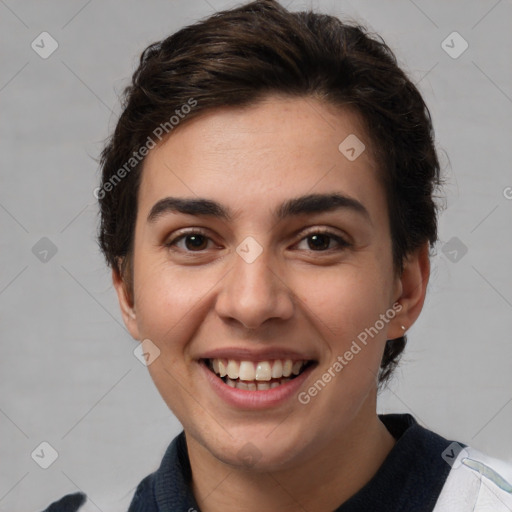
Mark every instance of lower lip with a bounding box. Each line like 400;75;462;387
199;361;315;410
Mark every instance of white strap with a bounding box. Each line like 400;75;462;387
433;443;512;512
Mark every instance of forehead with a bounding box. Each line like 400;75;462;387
137;95;385;223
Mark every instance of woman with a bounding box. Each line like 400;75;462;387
43;0;512;510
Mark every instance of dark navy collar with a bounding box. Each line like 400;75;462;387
333;414;454;511
127;413;454;512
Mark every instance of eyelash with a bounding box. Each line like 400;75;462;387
164;228;351;254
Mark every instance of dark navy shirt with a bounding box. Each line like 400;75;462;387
42;414;455;512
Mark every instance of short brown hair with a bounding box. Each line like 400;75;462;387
97;0;441;385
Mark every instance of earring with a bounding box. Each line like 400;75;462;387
401;325;406;332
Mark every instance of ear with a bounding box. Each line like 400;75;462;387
388;242;430;339
112;264;140;340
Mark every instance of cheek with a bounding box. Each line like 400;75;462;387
295;263;392;338
133;261;216;354
132;263;214;413
294;264;394;393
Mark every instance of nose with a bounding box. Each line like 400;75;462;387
215;245;295;330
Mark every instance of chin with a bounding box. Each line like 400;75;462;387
196;419;318;472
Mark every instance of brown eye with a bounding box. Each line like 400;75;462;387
183;234;208;251
296;230;350;252
307;233;331;251
165;230;213;252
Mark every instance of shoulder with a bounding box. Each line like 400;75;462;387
127;471;159;511
433;443;512;511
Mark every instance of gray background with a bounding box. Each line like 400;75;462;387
1;0;511;510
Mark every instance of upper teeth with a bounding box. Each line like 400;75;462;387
211;359;307;381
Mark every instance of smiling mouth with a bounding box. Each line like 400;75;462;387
203;358;316;390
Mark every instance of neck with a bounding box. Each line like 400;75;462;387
187;406;396;512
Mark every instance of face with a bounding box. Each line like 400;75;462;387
116;95;411;471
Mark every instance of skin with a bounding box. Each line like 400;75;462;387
113;95;430;512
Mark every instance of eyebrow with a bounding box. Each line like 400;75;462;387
147;193;371;224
